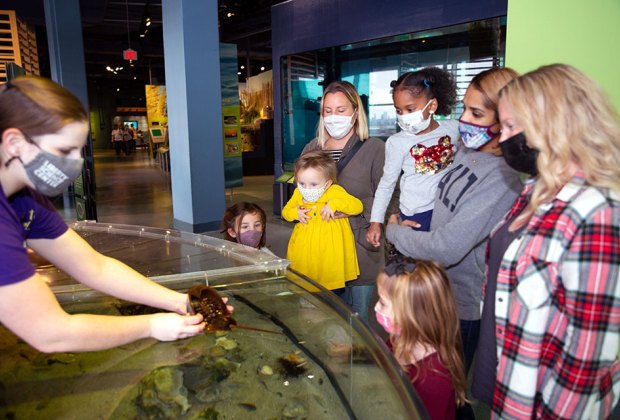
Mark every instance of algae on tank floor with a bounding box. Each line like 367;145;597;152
0;291;349;419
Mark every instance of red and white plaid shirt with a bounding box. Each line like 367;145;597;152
493;173;620;419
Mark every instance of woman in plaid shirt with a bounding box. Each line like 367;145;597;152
490;64;620;418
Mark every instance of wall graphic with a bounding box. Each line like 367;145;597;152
220;43;243;188
145;85;168;128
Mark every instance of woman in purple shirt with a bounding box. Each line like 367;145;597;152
0;76;207;352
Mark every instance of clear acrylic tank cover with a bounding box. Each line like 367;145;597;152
0;222;426;419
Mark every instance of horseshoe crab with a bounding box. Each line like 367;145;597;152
187;285;237;332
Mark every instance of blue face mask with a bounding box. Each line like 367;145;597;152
458;119;497;149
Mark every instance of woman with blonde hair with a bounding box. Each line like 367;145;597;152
375;256;467;419
302;80;394;321
492;63;620;418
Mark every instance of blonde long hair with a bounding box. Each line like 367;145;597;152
377;260;467;406
317;81;368;147
500;64;620;228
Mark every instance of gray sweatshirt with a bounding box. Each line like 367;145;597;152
385;146;522;320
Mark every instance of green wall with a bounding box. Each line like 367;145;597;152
506;0;620;112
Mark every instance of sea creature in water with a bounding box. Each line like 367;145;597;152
136;366;191;419
187;285;281;335
277;353;308;377
259;365;273;376
187;285;237;332
215;336;238;350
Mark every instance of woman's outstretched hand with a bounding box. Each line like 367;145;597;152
149;313;205;341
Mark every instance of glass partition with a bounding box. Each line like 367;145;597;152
281;17;506;167
1;222;425;419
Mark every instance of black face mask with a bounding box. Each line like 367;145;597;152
500;132;539;177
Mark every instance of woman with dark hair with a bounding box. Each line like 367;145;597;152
301;80;394;321
0;76;207;352
385;68;523;374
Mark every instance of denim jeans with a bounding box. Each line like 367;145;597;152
332;284;375;323
460;318;481;375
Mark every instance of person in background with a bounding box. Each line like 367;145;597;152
221;201;274;255
302;81;396;322
386;68;522;375
0;76;207;352
129;124;138;153
491;64;620;419
123;124;133;156
367;67;459;246
111;123;125;156
283;151;363;292
375;255;466;420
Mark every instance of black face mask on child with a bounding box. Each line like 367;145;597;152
499;132;539;177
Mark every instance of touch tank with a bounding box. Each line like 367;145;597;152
0;221;427;419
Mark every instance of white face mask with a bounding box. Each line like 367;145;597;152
324;114;354;139
298;181;329;202
396;100;433;135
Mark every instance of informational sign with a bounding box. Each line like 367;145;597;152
222;105;241;157
145;85;168;129
220;43;243;188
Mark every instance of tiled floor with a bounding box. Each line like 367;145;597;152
93;148;293;258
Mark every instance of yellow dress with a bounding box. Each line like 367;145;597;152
282;184;363;290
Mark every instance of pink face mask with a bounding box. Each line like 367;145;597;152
375;309;401;335
237;229;262;248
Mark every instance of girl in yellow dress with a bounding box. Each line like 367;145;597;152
283;151;363;290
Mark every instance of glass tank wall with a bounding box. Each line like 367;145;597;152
0;222;425;419
281;17;506;170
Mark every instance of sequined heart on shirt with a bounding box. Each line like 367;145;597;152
409;135;455;174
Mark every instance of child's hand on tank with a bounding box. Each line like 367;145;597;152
320;203;335;221
297;205;311;224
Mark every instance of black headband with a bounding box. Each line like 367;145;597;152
384;255;416;277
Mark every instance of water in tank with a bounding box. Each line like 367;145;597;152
0;222;426;419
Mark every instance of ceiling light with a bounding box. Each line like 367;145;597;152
146;21;151;27
106;66;112;71
240;65;245;69
134;76;137;80
237;71;241;75
140;33;145;38
117;88;120;92
260;66;265;71
227;12;234;17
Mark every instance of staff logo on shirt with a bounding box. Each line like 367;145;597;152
409;135;455;174
22;209;35;231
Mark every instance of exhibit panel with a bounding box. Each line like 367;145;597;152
1;222;426;419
